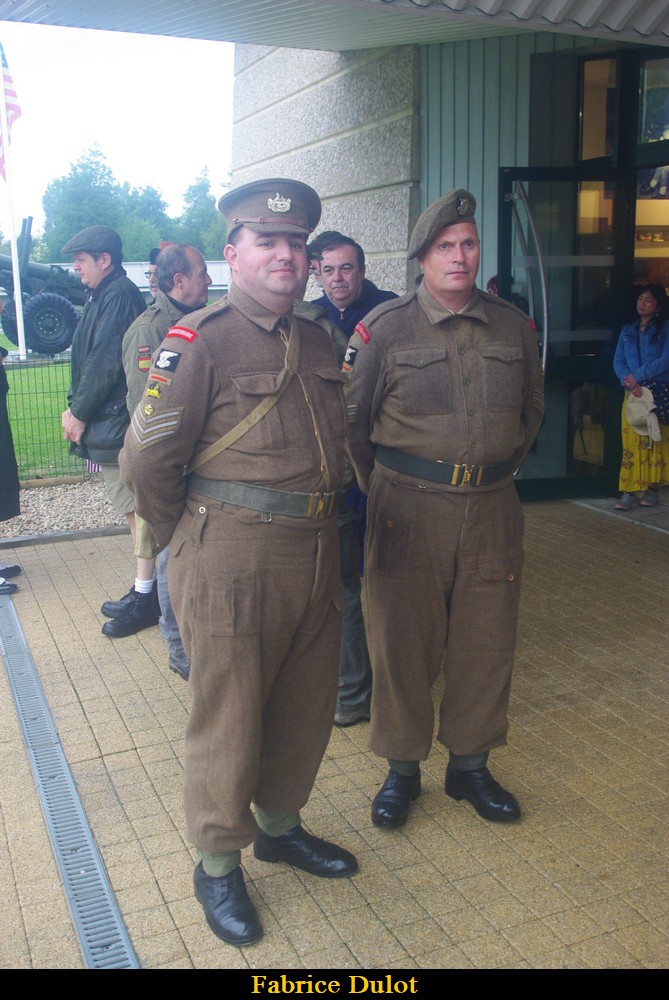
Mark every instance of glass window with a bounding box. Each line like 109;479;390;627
580;59;616;160
638;57;669;144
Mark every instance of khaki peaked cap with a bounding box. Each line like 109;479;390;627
408;188;477;260
219;178;321;240
61;225;122;257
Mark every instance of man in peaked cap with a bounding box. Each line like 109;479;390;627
344;187;544;831
60;224;148;616
119;178;358;947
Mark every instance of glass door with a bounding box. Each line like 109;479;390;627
498;167;621;499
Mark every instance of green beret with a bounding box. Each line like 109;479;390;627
408;188;477;260
62;225;122;257
219;177;321;240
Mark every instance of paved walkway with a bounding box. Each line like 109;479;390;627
0;500;667;970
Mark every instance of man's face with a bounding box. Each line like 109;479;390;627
224;228;309;311
146;264;159;298
174;248;212;308
320;245;365;311
72;251;110;290
418;222;480;309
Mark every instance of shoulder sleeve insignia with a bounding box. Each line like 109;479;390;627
137;345;152;373
155;350;181;372
354;322;371;344
130;405;184;450
342;345;358;374
166;326;198;343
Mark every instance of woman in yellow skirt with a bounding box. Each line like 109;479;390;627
613;285;669;509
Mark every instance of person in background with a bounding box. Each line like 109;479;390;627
146;247;160;299
60;225;148;622
103;245;212;668
613;284;669;510
0;346;21;596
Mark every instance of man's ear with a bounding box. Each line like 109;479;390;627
223;243;238;271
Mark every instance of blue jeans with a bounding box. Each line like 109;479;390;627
157;547;181;643
337;514;372;714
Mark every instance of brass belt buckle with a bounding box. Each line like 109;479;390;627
451;463;482;487
306;491;336;517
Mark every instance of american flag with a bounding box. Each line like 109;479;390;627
0;42;21;180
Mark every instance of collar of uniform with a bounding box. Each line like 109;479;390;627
417;281;489;325
228;281;292;333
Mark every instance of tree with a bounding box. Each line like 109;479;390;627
41;146;121;261
174;169;227;256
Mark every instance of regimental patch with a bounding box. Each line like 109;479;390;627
166;326;198;343
145;383;162;400
155;349;181;372
130;405;184;450
354;322;371;344
342;345;358;374
137;345;152;373
148;374;170;385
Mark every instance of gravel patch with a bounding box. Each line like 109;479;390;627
0;476;128;538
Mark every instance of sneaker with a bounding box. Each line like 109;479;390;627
640;488;659;507
614;492;639;510
101;584;161;638
333;708;371;727
168;639;190;681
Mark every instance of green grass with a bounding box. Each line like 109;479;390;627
5;356;84;480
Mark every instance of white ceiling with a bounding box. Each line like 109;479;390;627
0;0;667;51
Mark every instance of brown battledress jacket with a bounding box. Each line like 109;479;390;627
119;283;347;853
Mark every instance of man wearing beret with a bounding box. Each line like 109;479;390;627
120;178;358;947
345;188;544;829
60;226;151;619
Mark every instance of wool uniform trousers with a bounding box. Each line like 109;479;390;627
168;497;343;857
364;466;525;762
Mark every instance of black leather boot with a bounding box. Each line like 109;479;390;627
101;584;161;637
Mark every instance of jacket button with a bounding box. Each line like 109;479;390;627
508;573;514;581
199;506;206;514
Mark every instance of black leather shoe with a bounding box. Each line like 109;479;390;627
253;825;358;878
0;580;18;595
101;586;136;618
101;585;161;638
445;766;521;823
371;769;421;828
0;565;21;579
193;863;263;946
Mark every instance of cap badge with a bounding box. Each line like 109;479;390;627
457;195;473;216
268;193;291;213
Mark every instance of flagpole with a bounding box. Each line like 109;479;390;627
0;42;26;360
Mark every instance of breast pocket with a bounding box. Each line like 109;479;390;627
230;370;288;448
479;344;524;411
312;367;348;440
390;347;452;415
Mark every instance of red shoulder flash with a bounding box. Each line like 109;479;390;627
166;326;198;343
354;322;371;344
529;318;537;333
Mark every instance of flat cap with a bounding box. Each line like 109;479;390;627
61;225;122;257
408;188;477;260
219;177;321;240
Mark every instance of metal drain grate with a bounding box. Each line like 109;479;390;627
0;596;141;969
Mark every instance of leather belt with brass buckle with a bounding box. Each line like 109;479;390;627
375;446;516;488
188;474;340;519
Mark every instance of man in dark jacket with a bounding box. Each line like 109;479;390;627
310;233;398;727
61;225;149;617
310;232;397;337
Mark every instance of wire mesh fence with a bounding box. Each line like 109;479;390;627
5;353;87;481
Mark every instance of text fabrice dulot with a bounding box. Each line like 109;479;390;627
250;976;418;994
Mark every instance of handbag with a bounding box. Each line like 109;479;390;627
641;380;669;425
80;398;130;454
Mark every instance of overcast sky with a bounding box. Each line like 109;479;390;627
0;20;234;238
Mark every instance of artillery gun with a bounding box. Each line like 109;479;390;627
0;217;86;355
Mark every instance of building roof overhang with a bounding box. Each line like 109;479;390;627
0;0;668;51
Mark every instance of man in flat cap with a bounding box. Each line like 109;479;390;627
120;178;358;947
61;225;150;621
345;188;544;830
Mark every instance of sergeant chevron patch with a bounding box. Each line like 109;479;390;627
130;406;184;449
